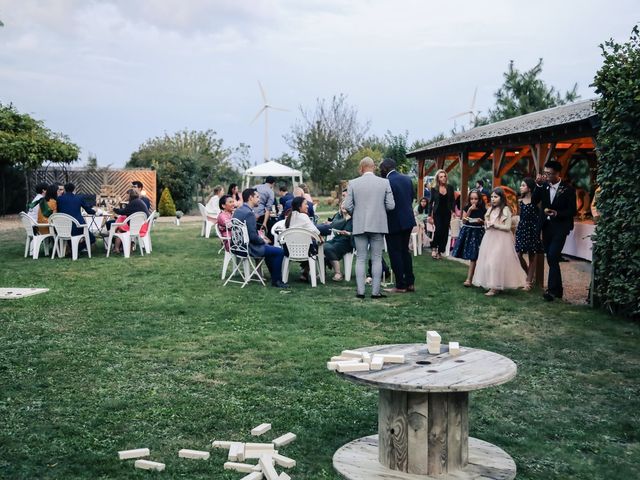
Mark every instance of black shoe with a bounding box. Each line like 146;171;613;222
355;294;365;299
543;291;555;301
273;281;289;289
371;294;387;299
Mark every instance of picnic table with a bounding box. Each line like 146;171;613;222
333;343;517;479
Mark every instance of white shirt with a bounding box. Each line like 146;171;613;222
287;211;320;235
549;180;561;204
206;195;221;215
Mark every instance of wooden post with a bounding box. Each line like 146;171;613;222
531;143;551;288
492;148;505;188
417;157;425;200
459;151;469;210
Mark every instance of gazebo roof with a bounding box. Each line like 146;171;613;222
408;99;598;157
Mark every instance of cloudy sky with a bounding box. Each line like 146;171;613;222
0;1;636;168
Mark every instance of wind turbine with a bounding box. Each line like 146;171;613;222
449;86;479;129
250;81;288;163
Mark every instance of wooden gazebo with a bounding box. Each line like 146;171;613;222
407;99;599;285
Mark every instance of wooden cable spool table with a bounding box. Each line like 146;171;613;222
333;343;517;479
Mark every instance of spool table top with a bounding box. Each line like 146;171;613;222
337;343;517;393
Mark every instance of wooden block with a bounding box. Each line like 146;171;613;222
245;442;275;451
370;355;384;370
251;423;272;436
272;453;296;468
362;352;372;364
337;362;370;373
228;442;245;462
240;472;264;480
427;343;441;354
225;461;258;473
245;449;278;459
212;440;233;449
259;455;279;480
327;360;361;371
380;353;405;364
449;341;460;356
341;349;365;358
427;330;441;343
278;473;291;480
272;432;296;448
252;457;275;470
118;448;149;460
178;449;210;460
331;355;351;361
134;459;165;471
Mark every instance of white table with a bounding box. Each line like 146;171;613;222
562;221;595;261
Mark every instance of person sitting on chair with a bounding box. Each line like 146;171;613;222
107;189;149;254
323;200;353;281
284;196;322;282
131;181;151;210
57;182;96;245
232;188;289;289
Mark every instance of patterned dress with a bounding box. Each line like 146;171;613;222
452;206;486;261
515;201;544;254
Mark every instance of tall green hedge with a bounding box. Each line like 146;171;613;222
592;25;640;318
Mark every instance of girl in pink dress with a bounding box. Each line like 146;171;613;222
472;188;526;296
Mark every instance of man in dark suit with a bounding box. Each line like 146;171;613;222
380;159;416;293
232;188;288;289
533;160;577;301
57;183;96;244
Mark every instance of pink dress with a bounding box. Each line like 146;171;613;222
472;207;526;290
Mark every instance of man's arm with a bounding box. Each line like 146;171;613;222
81;198;96;215
384;181;395;211
343;184;355;214
245;213;265;245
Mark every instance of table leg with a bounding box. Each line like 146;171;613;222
378;389;468;475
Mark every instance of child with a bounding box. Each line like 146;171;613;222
515;178;544;290
472;188;526;296
452;190;486;286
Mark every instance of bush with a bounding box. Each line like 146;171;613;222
592;25;640;318
158;187;177;217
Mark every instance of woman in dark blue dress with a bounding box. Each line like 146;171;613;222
452;190;486;286
515;178;544;290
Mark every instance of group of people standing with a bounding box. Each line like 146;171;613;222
450;160;576;300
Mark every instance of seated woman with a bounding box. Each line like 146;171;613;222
108;189;149;253
284;196;322;282
37;184;58;234
413;196;429;249
216;194;235;249
322;203;353;281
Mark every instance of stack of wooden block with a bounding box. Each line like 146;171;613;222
326;349;405;372
426;330;461;356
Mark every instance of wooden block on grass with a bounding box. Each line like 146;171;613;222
212;440;232;449
240;472;264;480
272;432;296;448
449;341;460;356
273;453;296;468
251;423;272;436
118;448;149;460
225;461;258;473
278;473;291;480
134;459;165;471
336;362;370;373
229;442;245;462
178;449;209;460
246;449;278;459
330;355;351;361
259;455;280;480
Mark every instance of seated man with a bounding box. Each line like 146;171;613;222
281;187;315;220
56;182;96;244
132;181;151;210
232;188;289;289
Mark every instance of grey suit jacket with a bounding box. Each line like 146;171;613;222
344;172;395;235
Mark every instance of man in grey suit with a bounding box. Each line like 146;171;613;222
343;157;395;299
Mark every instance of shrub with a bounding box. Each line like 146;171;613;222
592;25;640;318
158;187;177;217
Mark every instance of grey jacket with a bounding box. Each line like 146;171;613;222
344;172;395;235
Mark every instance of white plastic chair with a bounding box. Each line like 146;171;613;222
198;203;216;238
279;227;326;287
223;218;265;288
271;219;286;246
49;213;92;261
445;217;462;257
19;212;54;259
140;211;159;254
106;212;147;258
343;250;355;282
214;223;235;280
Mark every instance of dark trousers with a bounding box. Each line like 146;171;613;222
262;245;284;285
542;225;568;297
433;215;451;253
387;229;415;289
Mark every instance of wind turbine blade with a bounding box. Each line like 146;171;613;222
250;106;266;125
268;105;289;112
448;111;470;120
470;86;478;111
257;80;267;104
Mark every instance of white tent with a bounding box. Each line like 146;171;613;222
242;161;303;189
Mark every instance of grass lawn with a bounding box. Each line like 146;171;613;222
1;222;638;479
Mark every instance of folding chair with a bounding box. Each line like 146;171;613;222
223;218;266;288
19;212;54;259
214;223;235;280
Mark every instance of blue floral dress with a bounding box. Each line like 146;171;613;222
452;206;486;261
515;201;544;254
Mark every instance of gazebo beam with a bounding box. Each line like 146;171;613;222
459;151;470;210
468;151;492;177
498;146;531;177
492;148;505;187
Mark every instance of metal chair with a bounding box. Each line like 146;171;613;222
223;218;265;288
214;223;235;280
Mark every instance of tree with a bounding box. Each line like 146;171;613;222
485;59;579;123
158;187;177;216
0;102;79;209
592;25;640;318
285;94;369;192
383;130;411;173
128;129;240;212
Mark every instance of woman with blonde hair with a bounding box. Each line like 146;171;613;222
428;169;456;259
